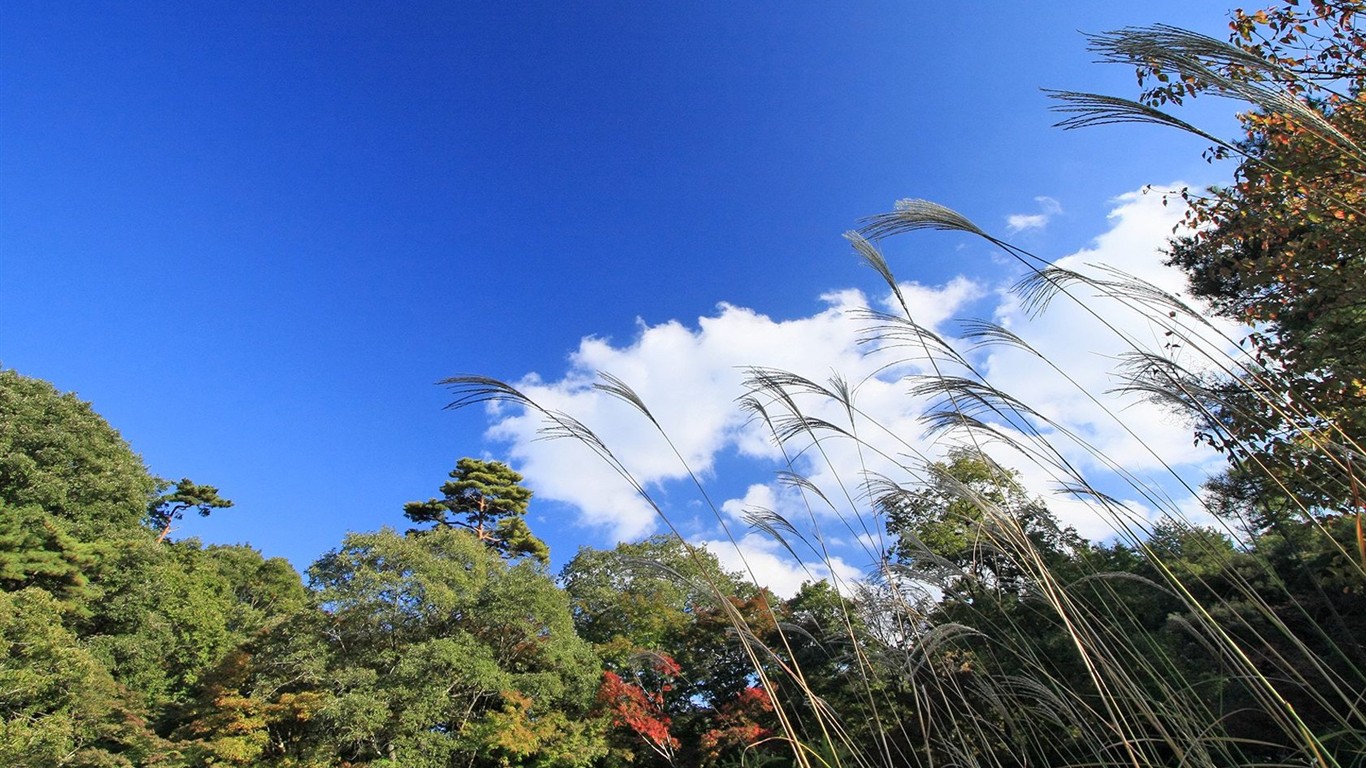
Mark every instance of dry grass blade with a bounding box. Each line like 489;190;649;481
857;199;988;241
852;308;974;372
846;231;912;319
1087;24;1275;77
594;370;661;428
1046;89;1225;141
1011;264;1102;319
438;15;1366;761
958;320;1040;357
909;376;1043;427
439;374;537;411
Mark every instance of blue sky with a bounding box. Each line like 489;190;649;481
2;2;1245;590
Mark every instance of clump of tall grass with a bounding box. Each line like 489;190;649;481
446;20;1365;768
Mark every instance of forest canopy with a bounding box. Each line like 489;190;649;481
4;1;1366;766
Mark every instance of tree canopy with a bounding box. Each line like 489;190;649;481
0;369;156;539
196;526;606;767
1095;3;1366;520
883;448;1083;596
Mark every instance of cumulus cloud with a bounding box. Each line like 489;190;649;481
699;533;864;599
480;186;1238;592
486;281;983;542
1006;195;1063;232
981;188;1241;536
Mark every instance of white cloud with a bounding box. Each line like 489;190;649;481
480;185;1240;592
1006;213;1047;231
720;483;777;523
1006;195;1063;233
698;533;864;599
980;187;1241;528
486;283;981;543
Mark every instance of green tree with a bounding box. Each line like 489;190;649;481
884;448;1084;597
0;588;163;767
0;369;156;540
83;538;307;732
147;478;234;544
562;536;719;654
200;527;604;767
1079;514;1366;764
870;452;1095;765
0;501;96;604
0;368;307;744
404;457;549;564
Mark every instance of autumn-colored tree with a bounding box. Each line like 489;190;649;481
562;536;771;700
460;689;611;768
596;655;683;766
1040;14;1366;759
1061;3;1366;522
698;686;779;767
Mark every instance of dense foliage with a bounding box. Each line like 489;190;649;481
5;2;1365;766
0;371;793;766
1109;0;1366;524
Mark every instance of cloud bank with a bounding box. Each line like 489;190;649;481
483;187;1236;596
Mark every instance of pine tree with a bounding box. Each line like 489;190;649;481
403;458;548;564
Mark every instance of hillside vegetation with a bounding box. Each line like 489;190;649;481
3;2;1364;766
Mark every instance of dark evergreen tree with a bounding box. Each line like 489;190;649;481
403;457;548;564
147;478;234;544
